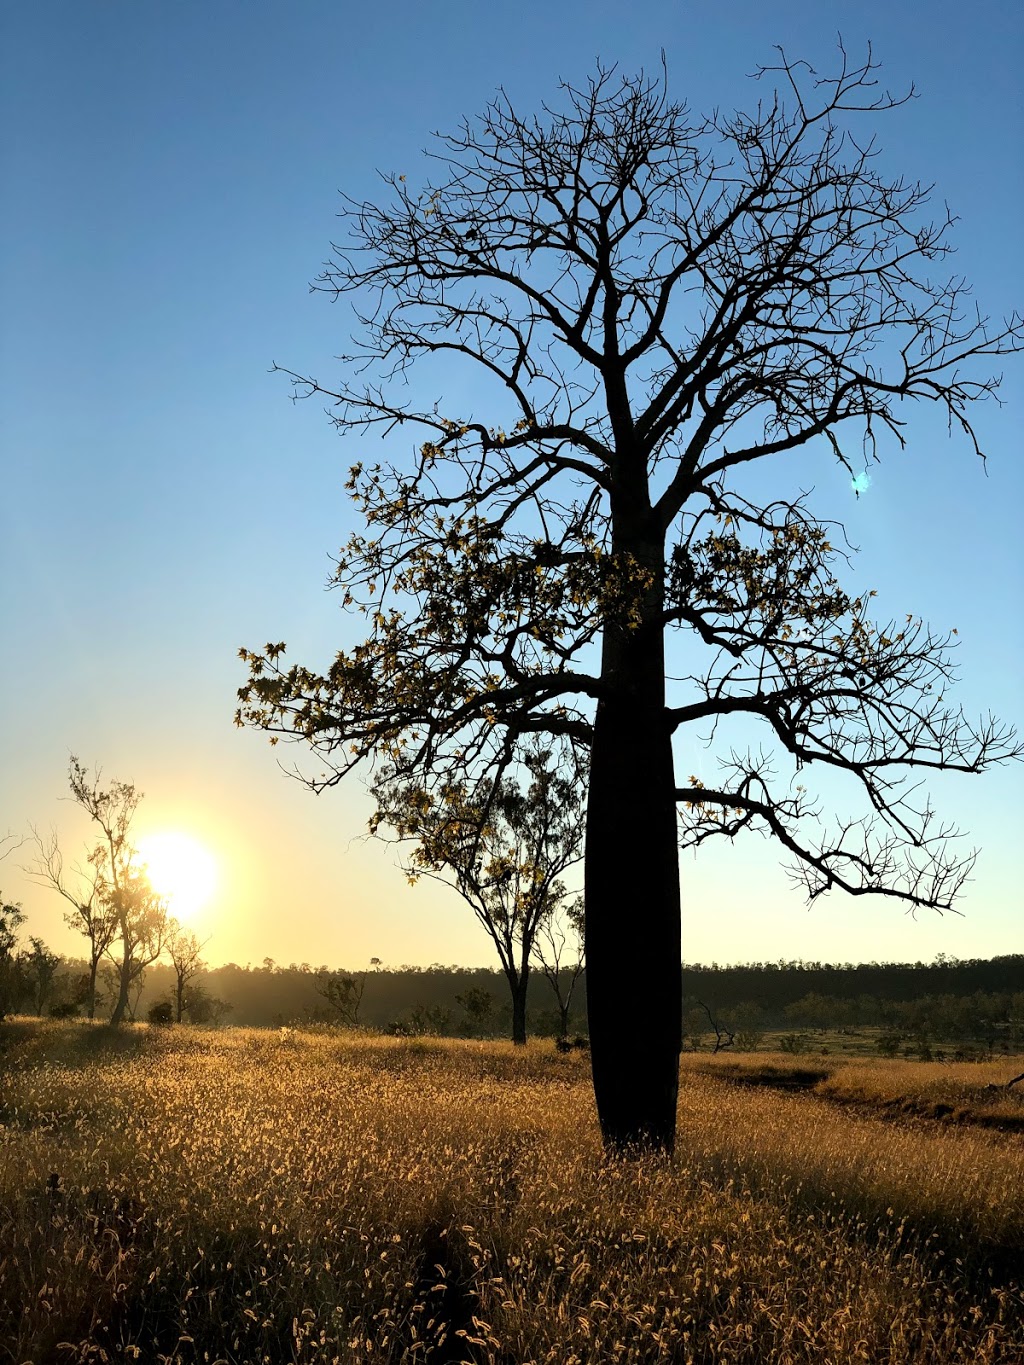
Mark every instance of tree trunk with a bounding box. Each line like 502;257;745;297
559;999;570;1040
175;975;184;1024
109;948;131;1026
508;970;529;1046
585;525;681;1153
87;954;99;1020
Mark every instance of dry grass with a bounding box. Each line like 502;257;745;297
1;1021;1021;1363
685;1049;1024;1128
813;1057;1024;1127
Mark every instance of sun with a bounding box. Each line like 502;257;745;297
136;832;218;921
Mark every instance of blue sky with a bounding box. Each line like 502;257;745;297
1;0;1021;971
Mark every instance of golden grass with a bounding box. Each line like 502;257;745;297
685;1049;1024;1127
813;1057;1024;1126
1;1022;1021;1363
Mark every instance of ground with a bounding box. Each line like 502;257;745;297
1;1021;1021;1363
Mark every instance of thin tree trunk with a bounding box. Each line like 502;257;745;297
109;947;131;1026
175;974;184;1024
585;524;681;1153
87;953;99;1020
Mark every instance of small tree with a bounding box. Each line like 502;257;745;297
695;999;735;1054
0;895;26;1020
732;1000;767;1051
26;826;119;1019
455;986;495;1037
166;920;208;1023
313;969;365;1027
184;986;233;1027
534;895;585;1040
374;740;585;1044
67;758;168;1025
108;868;167;1024
19;937;61;1016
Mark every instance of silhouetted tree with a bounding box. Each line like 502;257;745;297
19;937;61;1016
238;51;1022;1151
372;740;585;1044
68;758;168;1025
26;826;119;1019
166;920;208;1023
0;894;26;1019
696;999;735;1054
455;986;495;1037
314;969;366;1027
535;895;585;1040
184;985;233;1027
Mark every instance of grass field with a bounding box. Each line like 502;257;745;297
1;1021;1022;1363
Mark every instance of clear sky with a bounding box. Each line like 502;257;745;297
2;0;1021;972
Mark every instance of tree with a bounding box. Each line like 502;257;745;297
184;985;233;1027
534;894;585;1041
148;999;174;1027
111;870;167;1024
695;999;735;1054
313;969;366;1027
0;895;26;1020
19;937;61;1016
238;51;1022;1152
26;826;119;1019
68;758;168;1025
373;739;585;1044
455;985;495;1037
166;919;208;1023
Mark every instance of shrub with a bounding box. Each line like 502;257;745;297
876;1032;903;1058
778;1033;807;1054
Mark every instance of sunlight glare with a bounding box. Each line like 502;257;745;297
137;832;218;920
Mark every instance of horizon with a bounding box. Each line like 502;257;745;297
39;945;1024;977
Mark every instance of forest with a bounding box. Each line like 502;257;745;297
7;951;1019;1052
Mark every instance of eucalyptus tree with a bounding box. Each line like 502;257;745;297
0;894;26;1020
238;50;1022;1151
19;936;61;1016
372;739;586;1044
535;894;585;1041
68;758;168;1026
166;920;208;1024
27;826;119;1019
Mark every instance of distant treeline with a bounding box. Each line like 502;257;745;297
30;953;1022;1042
681;955;1023;1011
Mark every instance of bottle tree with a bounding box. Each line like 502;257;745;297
238;50;1022;1152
